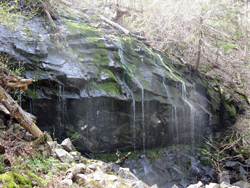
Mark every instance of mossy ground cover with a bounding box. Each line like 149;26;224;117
0;172;33;188
0;135;72;187
64;19;102;38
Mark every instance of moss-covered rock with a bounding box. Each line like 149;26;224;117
0;172;33;188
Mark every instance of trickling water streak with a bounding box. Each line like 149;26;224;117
193;83;213;141
114;38;145;151
182;97;195;147
18;61;22;107
57;84;66;140
152;52;179;143
140;56;145;151
141;88;145;151
116;74;136;150
196;103;212;117
173;105;178;143
85;82;89;152
157;54;187;99
157;54;198;146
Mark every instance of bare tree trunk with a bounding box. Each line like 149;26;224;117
195;17;203;71
0;86;43;138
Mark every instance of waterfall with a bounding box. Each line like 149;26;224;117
151;52;179;143
18;60;22;107
57;84;66;140
157;54;198;146
172;105;178;142
113;37;145;151
156;54;187;98
116;74;136;150
182;97;196;146
193;83;213;140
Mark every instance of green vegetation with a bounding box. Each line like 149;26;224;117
0;52;24;76
100;69;119;83
0;152;71;187
65;20;101;37
0;2;23;30
202;131;242;178
0;172;33;188
98;82;121;95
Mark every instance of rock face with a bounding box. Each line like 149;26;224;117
0;7;236;153
123;146;217;188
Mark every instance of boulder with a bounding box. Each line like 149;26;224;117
238;166;247;180
132;181;145;188
205;183;219;188
106;175;118;181
171;185;178;188
88;163;98;171
23;132;35;141
118;168;139;181
73;174;87;183
187;181;203;188
219;182;239;188
66;163;86;175
61;138;72;152
232;180;250;188
219;171;231;184
99;179;106;187
111;163;120;173
55;149;74;163
5;125;13;135
60;179;73;186
70;151;81;161
225;161;238;169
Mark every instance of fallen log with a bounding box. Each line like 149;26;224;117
0;86;43;138
99;15;129;34
99;15;146;41
59;0;72;7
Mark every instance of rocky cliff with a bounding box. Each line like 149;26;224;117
0;6;236;153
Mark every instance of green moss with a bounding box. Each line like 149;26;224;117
91;49;109;66
64;20;101;37
86;180;104;188
89;38;106;48
117;185;131;188
230;104;237;116
29;55;40;62
98;56;110;66
92;54;101;63
99;83;121;95
183;145;192;150
90;81;121;95
100;69;119;83
112;51;120;60
95;49;108;56
26;89;38;99
147;150;162;161
0;173;33;188
78;53;84;58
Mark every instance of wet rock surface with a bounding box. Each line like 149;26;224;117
123;146;217;188
0;6;236;154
